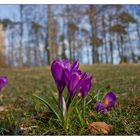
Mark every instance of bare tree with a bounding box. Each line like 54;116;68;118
18;5;24;67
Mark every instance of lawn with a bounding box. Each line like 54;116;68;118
0;64;140;135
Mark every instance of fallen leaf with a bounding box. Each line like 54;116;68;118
88;122;112;135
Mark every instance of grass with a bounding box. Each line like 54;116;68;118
0;64;140;135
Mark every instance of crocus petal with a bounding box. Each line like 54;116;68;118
67;72;86;98
80;74;92;98
69;72;80;98
61;59;71;68
73;72;87;94
51;60;63;84
104;92;116;109
57;82;65;94
70;60;79;72
0;76;8;91
63;68;70;86
51;60;66;94
77;70;82;75
95;101;105;112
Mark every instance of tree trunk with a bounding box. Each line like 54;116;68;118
116;35;121;61
120;34;124;63
109;16;113;64
47;5;53;65
19;5;23;68
127;28;136;63
109;40;113;64
86;43;90;64
136;24;140;50
0;24;6;67
88;5;98;64
68;30;73;62
102;15;108;64
62;41;66;59
35;30;40;66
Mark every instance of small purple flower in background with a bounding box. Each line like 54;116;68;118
96;102;105;112
96;92;116;113
80;74;92;98
0;76;8;91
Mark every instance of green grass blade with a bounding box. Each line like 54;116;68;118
33;94;60;120
48;91;65;126
48;89;59;106
75;107;84;126
48;90;64;118
64;95;79;129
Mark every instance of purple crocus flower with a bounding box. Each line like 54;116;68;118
63;69;87;99
51;59;79;107
68;71;87;99
0;76;8;91
51;60;69;94
80;74;92;98
95;92;117;113
51;59;79;94
63;69;87;109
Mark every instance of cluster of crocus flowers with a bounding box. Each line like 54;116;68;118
0;76;8;91
51;59;92;110
95;92;116;113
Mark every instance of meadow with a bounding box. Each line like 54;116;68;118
0;64;140;135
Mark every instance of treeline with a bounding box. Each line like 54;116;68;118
0;4;140;67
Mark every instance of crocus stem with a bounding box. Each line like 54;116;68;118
82;98;86;118
66;97;71;110
59;92;63;111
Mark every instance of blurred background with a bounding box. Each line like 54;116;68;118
0;4;140;68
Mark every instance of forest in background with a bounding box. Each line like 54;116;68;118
0;4;140;68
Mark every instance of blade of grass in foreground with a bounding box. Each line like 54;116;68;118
48;90;65;125
33;94;60;120
64;95;80;130
75;107;84;126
